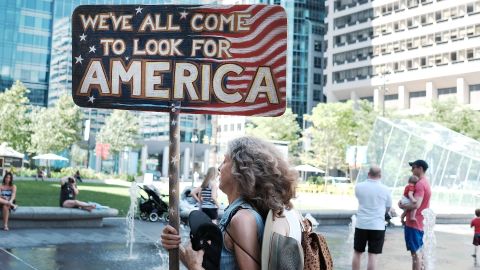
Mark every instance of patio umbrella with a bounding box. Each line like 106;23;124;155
32;153;69;177
294;164;325;182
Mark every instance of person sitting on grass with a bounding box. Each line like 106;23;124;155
1;172;18;231
59;176;95;211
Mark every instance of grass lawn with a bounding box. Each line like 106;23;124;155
14;181;132;216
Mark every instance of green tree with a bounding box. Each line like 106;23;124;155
422;100;480;140
97;110;139;153
30;94;82;153
245;108;301;160
303;100;377;173
0;81;32;152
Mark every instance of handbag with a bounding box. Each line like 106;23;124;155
301;219;334;270
261;210;304;270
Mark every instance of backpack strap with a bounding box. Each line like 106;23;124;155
223;204;261;266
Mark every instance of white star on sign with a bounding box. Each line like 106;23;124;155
75;55;84;64
171;120;176;126
79;33;87;41
88;45;96;53
125;56;129;61
88;96;95;103
135;6;143;14
179;11;188;19
171;155;178;165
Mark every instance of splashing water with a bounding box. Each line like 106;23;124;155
347;215;357;262
154;239;169;268
422;208;436;270
126;182;139;259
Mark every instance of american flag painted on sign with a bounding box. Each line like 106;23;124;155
71;5;287;116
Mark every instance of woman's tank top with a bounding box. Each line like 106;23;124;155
218;198;264;270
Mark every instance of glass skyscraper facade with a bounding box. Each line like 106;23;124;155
0;0;53;106
259;0;326;125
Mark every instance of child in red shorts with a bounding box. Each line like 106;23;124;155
471;208;480;262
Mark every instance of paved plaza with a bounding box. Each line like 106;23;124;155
0;218;478;270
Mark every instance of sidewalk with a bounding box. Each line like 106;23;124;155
0;218;477;270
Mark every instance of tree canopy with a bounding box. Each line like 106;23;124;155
245;108;301;159
30;93;82;153
302;100;378;173
97;110;140;153
0;81;32;152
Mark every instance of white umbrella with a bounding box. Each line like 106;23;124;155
32;153;69;161
32;153;69;177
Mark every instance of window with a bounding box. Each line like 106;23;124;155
410;91;426;98
421;57;427;66
314;41;322;51
467;49;474;59
237;124;242;131
230;124;234;131
438;87;456;95
450;52;457;62
467;3;474;13
469;84;480;91
314;73;322;85
24;16;35;27
314;57;322;68
385;94;398;101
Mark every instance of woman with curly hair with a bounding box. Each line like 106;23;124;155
161;136;299;270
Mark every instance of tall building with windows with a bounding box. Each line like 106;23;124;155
0;0;53;106
324;0;480;113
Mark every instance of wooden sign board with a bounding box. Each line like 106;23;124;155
72;5;287;116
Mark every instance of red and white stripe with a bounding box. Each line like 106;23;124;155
187;5;287;116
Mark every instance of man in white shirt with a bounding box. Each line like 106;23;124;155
352;166;392;270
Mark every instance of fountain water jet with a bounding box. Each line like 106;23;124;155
347;215;357;262
422;208;436;270
126;182;139;259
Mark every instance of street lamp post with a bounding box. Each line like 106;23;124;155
191;132;198;187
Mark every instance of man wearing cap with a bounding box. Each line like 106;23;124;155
399;160;432;270
352;166;392;270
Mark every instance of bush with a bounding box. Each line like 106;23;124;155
307;176;325;185
15;168;37;177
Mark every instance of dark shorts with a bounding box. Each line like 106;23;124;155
404;226;424;253
473;234;480;246
201;208;218;220
354;228;386;254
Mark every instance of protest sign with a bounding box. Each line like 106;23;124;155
72;5;287;116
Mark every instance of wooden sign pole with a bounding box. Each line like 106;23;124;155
168;102;180;270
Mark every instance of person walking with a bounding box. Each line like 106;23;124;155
352;166;392;270
398;159;432;270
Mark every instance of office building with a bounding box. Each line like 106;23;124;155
323;0;480;113
0;0;53;106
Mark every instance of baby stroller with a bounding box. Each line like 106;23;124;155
138;185;169;222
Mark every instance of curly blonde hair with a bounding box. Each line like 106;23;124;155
226;136;298;219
